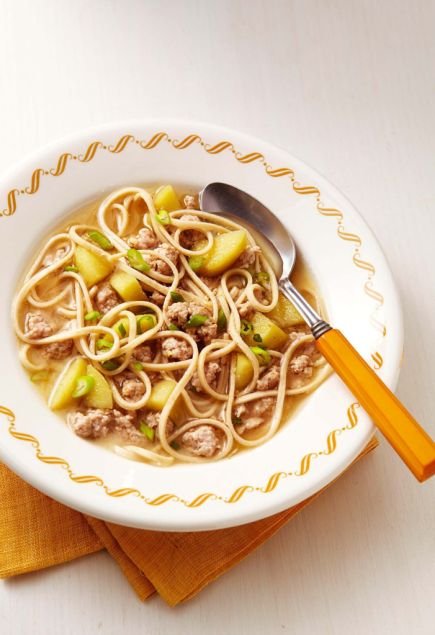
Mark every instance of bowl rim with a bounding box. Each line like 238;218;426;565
0;119;404;530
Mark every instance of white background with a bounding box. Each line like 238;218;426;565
1;1;434;634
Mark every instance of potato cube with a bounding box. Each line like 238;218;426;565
267;293;304;328
84;365;113;409
48;357;87;410
110;271;146;302
153;185;181;212
235;353;254;390
75;246;113;287
198;230;248;276
245;312;288;350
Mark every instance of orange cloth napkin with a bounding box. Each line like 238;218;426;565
0;437;377;605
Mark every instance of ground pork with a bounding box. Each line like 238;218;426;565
67;408;136;440
178;214;203;248
40;339;74;360
161;337;193;361
132;344;153;363
234;245;261;269
128;227;158;250
166;301;217;343
183;194;198;209
289;354;313;376
256;364;280;391
42;247;67;267
141;411;175;438
24;312;53;339
149;290;165;306
149;243;179;275
114;371;146;401
95;284;120;314
190;361;221;391
233;397;275;434
180;425;221;457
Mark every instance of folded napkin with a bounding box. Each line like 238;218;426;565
0;437;377;605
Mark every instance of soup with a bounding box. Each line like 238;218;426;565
12;185;329;466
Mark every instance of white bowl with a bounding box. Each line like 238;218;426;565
0;120;403;531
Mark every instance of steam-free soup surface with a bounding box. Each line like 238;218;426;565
13;185;328;466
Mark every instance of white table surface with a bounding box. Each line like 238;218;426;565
1;1;434;633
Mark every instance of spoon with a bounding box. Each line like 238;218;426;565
200;182;435;482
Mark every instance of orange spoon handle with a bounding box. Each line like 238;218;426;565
316;329;435;482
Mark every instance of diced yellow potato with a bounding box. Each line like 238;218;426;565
75;246;113;287
48;357;87;410
235;353;254;390
153;185;181;212
198;230;248;276
245;312;288;350
267;293;304;328
110;271;146;302
84;365;113;409
146;379;176;411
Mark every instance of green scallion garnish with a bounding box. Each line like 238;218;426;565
118;322;127;337
250;346;271;366
232;416;242;426
132;361;143;371
217;308;227;331
96;338;113;350
137;314;156;333
127;248;151;273
168;323;178;331
140;422;155;441
240;320;253;336
72;375;95;398
253;333;262;343
155;210;171;225
186;314;208;328
188;255;204;272
64;265;79;273
101;359;120;371
84;310;102;322
254;271;270;286
88;230;113;251
170;291;185;303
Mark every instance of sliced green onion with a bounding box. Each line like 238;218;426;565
127;248;151;273
140;422;155;441
250;346;271;366
168;323;178;331
253;333;263;343
64;265;79;273
132;361;143;371
186;314;208;328
137;314;156;333
96;338;113;350
170;441;180;450
240;320;253;336
232;416;242;426
84;310;102;322
170;291;185;303
188;255;204;272
254;271;270;286
155;210;171;225
31;370;50;382
72;375;95;398
118;322;127;337
217;309;227;331
101;359;120;371
88;230;113;250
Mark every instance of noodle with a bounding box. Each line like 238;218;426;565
12;185;328;466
